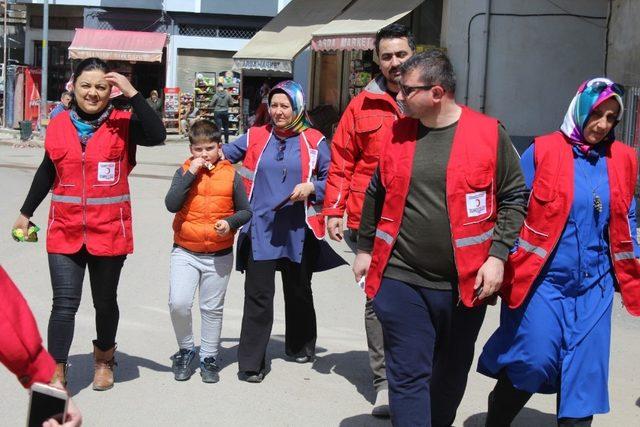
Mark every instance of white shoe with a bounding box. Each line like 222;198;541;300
371;389;390;417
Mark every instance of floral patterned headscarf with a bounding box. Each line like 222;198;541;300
268;80;312;134
560;77;624;150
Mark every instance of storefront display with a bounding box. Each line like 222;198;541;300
346;51;376;102
163;87;180;133
194;72;218;122
218;70;241;135
193;71;242;135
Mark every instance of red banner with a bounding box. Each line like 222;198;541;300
24;68;41;125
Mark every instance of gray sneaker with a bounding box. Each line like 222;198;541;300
171;349;195;381
200;357;220;383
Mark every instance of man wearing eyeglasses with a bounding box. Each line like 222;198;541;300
322;23;415;417
353;50;528;426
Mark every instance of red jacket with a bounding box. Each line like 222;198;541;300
45;110;134;256
0;266;56;388
366;107;500;307
323;76;401;230
237;125;326;239
502;132;640;315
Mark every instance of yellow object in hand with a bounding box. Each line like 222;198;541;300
12;222;40;242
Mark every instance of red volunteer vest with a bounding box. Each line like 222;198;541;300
237;125;326;239
366;106;499;307
45;109;134;256
502;131;640;315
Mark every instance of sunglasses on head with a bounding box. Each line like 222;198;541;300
399;83;436;98
586;81;625;96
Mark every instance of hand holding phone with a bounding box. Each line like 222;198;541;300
28;383;68;427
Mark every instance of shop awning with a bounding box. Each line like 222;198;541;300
233;0;354;73
69;29;168;62
311;0;425;51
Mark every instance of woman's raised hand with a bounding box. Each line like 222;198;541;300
290;182;315;202
104;72;138;98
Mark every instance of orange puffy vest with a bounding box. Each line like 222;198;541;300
502;131;640;315
173;159;237;253
237;125;326;239
45;109;134;256
365;106;500;307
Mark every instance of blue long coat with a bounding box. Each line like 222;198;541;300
478;142;640;419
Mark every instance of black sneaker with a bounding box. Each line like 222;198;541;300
200;357;220;383
171;348;195;381
241;370;265;383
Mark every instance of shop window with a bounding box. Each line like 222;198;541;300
33;41;72;101
29;15;83;31
312;51;342;112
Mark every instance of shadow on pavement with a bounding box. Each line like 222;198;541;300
339;413;391;426
216;338;240;371
311;350;375;403
66;350;172;396
463;408;556;426
344;229;358;254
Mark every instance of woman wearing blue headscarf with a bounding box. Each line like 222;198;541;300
222;81;345;383
478;78;640;426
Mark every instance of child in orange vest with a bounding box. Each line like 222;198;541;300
165;120;251;383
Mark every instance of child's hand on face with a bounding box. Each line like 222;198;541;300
214;220;231;236
189;157;206;174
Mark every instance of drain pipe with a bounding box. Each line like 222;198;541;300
480;0;492;112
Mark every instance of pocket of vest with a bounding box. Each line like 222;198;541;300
462;172;494;225
49;149;77;187
119;207;126;238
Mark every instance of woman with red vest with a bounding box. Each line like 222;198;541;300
12;57;166;391
221;80;345;383
478;78;640;426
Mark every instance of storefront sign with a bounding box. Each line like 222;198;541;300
312;36;376;52
233;59;293;73
69;50;163;63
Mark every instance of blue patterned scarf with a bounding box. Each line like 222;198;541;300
69;104;114;145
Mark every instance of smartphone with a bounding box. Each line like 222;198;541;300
27;383;68;427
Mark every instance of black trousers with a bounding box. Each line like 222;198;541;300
47;247;126;362
214;111;230;144
237;236;318;373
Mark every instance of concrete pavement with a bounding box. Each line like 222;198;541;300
1;143;639;426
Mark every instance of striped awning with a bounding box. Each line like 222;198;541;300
69;29;167;63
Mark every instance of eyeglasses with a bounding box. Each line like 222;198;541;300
399;83;435;98
587;81;625;96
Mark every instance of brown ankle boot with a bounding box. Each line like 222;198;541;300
51;362;68;387
93;344;116;391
